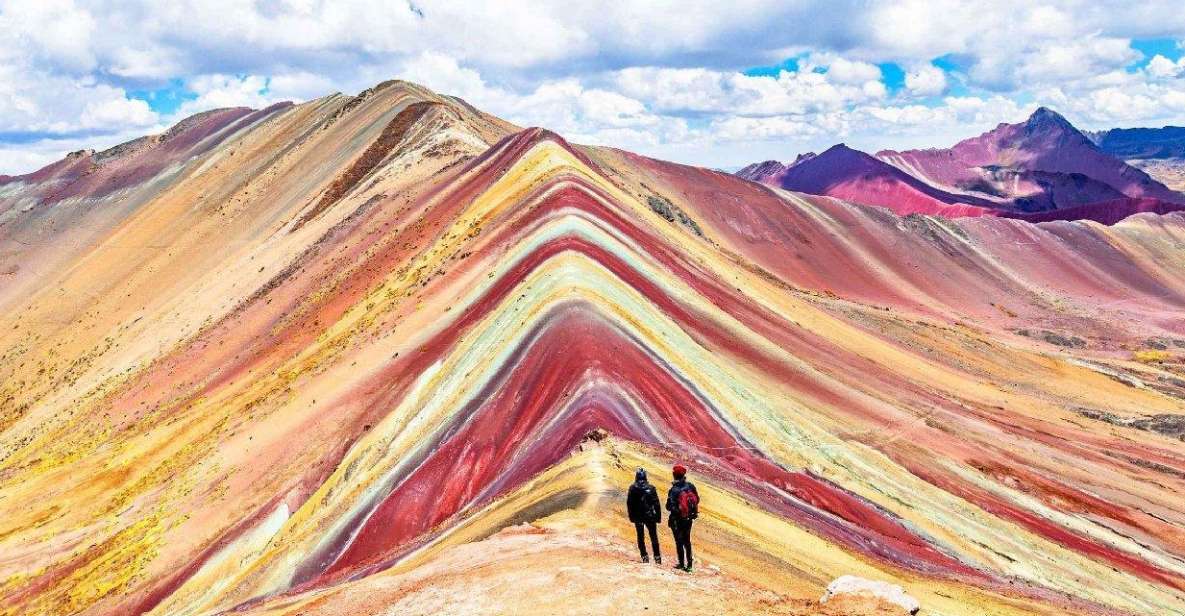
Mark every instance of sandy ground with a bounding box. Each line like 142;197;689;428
242;522;901;616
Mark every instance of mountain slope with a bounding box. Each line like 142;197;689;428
759;144;996;216
1;80;1184;616
877;107;1182;208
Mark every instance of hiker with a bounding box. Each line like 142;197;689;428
626;468;662;564
666;464;699;572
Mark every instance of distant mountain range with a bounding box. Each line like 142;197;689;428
1087;126;1185;193
738;108;1185;224
1088;125;1185;159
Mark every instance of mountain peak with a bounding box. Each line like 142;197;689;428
735;159;786;182
816;143;869;161
1025;106;1076;133
791;151;817;165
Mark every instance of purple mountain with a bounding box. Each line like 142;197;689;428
735;107;1185;223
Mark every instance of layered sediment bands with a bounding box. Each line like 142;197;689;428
621;148;1185;333
296;101;443;229
1;81;1184;615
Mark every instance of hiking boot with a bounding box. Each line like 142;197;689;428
654;555;662;565
641;555;650;563
674;563;685;571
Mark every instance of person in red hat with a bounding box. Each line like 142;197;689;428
665;464;700;571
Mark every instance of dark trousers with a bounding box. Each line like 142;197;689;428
634;521;660;558
671;518;693;566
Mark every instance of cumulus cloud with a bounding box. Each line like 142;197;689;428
1;0;98;73
173;75;275;118
1015;37;1138;86
612;61;886;117
904;65;947;96
859;96;1028;138
3;1;1185;173
810;55;883;85
1147;54;1185;79
385;52;687;151
0;63;159;135
709;114;841;142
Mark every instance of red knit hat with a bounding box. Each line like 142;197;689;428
672;464;687;477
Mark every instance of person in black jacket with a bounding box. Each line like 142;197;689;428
666;464;699;572
625;468;662;563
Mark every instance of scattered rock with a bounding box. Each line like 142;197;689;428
1157;374;1185;389
647;195;677;222
647;195;704;237
1077;409;1185;440
820;576;919;615
1146;338;1169;350
1014;329;1086;348
583;428;609;443
1041;331;1085;348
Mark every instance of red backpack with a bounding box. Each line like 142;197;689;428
676;485;699;519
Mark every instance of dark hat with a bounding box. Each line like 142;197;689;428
635;468;647;482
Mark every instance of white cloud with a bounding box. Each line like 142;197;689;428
904;65;947;96
106;44;186;80
385;53;686;151
1147;54;1185;79
266;72;341;102
860;96;1027;134
709;114;838;142
819;57;883;85
1016;37;1138;85
0;0;98;73
170;75;276;120
396;52;492;103
0;63;159;134
612;62;886;117
4;1;1185;174
79;96;157;129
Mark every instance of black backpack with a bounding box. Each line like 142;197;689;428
644;486;661;521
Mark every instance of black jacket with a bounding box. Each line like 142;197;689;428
627;480;662;524
666;479;699;524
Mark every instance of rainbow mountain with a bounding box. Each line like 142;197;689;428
2;80;1184;615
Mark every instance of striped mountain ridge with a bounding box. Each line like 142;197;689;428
1;80;1184;615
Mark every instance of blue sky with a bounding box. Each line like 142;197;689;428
2;1;1185;174
128;79;196;117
